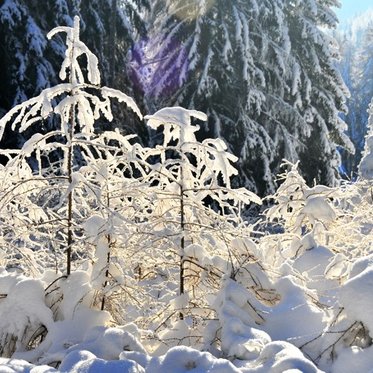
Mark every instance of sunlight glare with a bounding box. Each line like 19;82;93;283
172;0;216;21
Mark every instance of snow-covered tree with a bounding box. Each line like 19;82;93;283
334;29;358;176
0;1;55;128
358;97;373;180
106;106;263;353
350;23;373;171
281;0;352;186
0;16;143;276
145;0;350;195
336;16;373;176
0;0;149;151
145;0;286;194
0;15;151;358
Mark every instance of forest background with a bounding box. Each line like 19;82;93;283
1;0;372;195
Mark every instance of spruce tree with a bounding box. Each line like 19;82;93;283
335;20;373;177
0;1;54;121
335;29;358;176
358;97;373;180
146;0;286;194
146;0;351;194
283;0;353;186
351;23;373;173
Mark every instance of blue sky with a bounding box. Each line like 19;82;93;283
334;0;373;25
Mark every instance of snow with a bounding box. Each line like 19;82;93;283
302;196;336;224
144;346;241;373
359;124;373;179
0;358;57;372
339;266;373;335
59;350;144;373
239;341;323;373
331;345;373;373
264;276;326;346
145;106;207;131
21;133;45;156
359;148;373;180
216;279;271;359
0;271;54;357
100;87;143;120
0;12;373;373
47;17;101;86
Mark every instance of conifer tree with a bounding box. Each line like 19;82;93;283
283;0;352;185
358;97;373;180
350;23;373;173
146;0;351;194
0;1;54;122
335;20;373;176
335;29;359;176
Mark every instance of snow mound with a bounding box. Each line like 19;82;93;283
264;276;325;346
215;278;272;360
240;341;324;372
0;357;57;372
145;346;241;373
0;270;54;357
59;350;144;373
65;325;146;360
331;345;373;373
339;266;373;335
348;253;373;279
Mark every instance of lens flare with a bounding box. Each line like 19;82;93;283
171;0;216;21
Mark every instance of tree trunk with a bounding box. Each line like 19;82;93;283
66;106;75;276
179;184;185;320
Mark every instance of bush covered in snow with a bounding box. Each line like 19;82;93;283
0;16;372;373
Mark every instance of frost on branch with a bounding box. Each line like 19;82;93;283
145;106;260;203
117;106;264;350
47;15;100;86
0;16;142;142
0;14;145;278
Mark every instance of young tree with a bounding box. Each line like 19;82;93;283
0;16;142;277
0;0;149;153
0;15;153;359
99;106;262;353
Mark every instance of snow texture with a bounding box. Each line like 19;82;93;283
59;350;144;373
339;266;373;336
